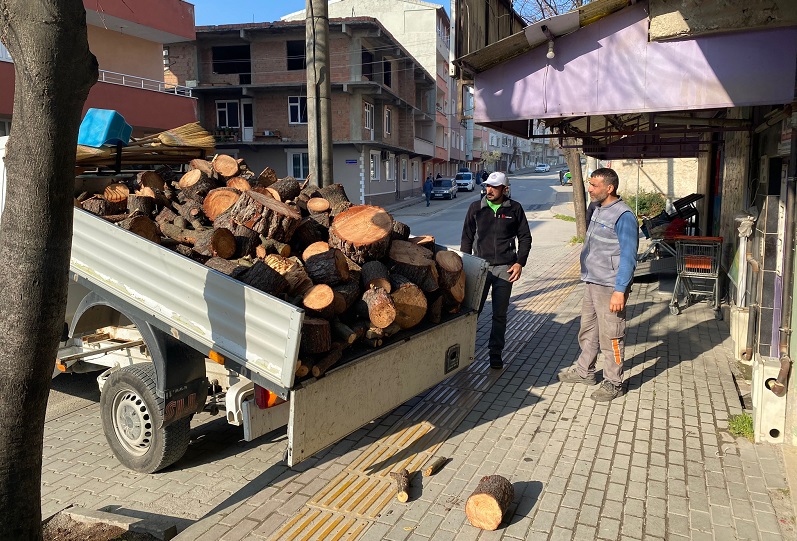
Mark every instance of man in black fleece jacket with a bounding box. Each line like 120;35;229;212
461;172;532;369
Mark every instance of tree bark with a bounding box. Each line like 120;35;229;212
563;137;588;238
465;475;514;531
0;1;98;536
389;468;411;503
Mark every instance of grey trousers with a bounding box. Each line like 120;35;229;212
478;264;513;358
574;282;628;386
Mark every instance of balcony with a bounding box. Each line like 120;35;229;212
99;70;193;97
414;137;434;158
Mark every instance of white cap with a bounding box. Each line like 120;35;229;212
484;171;508;187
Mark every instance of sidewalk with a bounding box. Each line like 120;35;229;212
41;224;796;540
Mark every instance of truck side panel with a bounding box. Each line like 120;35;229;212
70;209;304;396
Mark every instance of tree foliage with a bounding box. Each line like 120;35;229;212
514;0;592;23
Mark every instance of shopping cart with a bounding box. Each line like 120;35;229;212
669;236;723;319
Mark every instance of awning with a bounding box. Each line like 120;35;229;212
467;2;797;158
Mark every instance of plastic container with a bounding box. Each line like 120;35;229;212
77;109;132;148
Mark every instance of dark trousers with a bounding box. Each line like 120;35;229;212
478;264;513;358
425;192;431;206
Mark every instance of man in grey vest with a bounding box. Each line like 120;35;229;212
558;168;638;401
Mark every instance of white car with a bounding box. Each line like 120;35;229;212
535;163;551;173
454;172;476;191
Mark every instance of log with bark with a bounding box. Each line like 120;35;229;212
104;182;130;206
409;235;435;251
118;214;160;244
236;259;289;296
390;274;427;330
311;342;346;378
127;194;155;216
178;169;214;200
356;286;396;329
330;319;358;345
389;240;439;293
256;237;291;258
389;469;410;503
265;176;300;202
360;260;392;293
302;242;350;286
263;254;313;296
465;475;514;531
435;251;464;290
302;284;336;319
291;216;329;250
391;220;411;241
300;317;331;355
331;280;361;312
136;170;166;192
82;196;124;216
443;269;466;313
228;189;301;241
317;183;350;209
423;457;448;477
203;187;241;222
256;166;278;187
329;205;394;264
226;176;252;192
189;158;216;180
306;197;330;213
193;227;236;259
212;154;240;179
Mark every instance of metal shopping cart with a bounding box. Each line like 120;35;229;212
669;236;723;319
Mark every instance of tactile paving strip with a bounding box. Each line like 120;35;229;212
267;256;581;541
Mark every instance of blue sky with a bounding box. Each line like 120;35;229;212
191;0;308;26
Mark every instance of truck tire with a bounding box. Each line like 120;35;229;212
100;363;190;473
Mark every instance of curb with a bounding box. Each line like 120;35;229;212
62;506;177;540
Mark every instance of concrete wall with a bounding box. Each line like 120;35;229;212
611;158;699;202
87;26;164;81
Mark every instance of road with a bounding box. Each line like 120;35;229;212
391;169;578;249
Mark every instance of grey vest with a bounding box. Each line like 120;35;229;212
580;198;634;287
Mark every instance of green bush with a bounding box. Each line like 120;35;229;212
622;190;666;217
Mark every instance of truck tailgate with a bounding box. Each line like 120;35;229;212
287;311;478;466
70;209;303;396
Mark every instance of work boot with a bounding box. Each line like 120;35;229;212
557;367;596;385
489;354;503;369
591;380;623;402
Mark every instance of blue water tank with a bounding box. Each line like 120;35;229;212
77;109;133;148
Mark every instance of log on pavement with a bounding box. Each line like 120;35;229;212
465;475;514;531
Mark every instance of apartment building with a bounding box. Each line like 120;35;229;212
166;18;435;207
283;0;458;178
0;0;198;137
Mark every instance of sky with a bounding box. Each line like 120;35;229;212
190;0;312;26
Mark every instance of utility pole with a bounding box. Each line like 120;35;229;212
306;0;333;186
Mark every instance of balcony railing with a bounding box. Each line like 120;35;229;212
98;70;193;97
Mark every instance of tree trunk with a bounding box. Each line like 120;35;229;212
563;137;588;238
465;475;514;530
0;1;98;537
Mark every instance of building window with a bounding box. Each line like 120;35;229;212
364;102;374;130
162;46;170;68
412;161;419;182
401;159;408;182
370;151;380;181
212;45;251;84
286;40;306;71
384;108;392;135
289;96;308;124
216;100;240;128
385;153;395;181
0;119;10;136
383;60;392;88
362;49;373;81
289;151;309;179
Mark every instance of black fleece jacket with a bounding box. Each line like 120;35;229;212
460;197;532;267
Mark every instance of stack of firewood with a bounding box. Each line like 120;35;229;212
75;155;467;378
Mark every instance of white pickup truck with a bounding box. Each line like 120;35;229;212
0;136;487;473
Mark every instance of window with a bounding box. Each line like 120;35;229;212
384;108;392;135
362;49;373;81
289;96;308;124
370;151;380;181
412;161;419;182
286;40;306;71
401;159;408;182
162;46;170;68
383;60;392;87
289;151;310;179
364;102;374;130
385;153;395;181
0;119;10;136
212;45;251;84
216;100;240;128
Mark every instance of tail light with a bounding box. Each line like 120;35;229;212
254;384;286;409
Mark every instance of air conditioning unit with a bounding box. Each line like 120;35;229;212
185;80;198;88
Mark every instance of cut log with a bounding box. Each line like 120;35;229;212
331;280;361;312
127;194;155;216
435;251;464;290
307;197;330;213
426;291;443;324
136;170;165;192
203;187;241;222
361;260;392;293
118;215;160;244
302;244;350;286
465;475;514;531
344;256;362;284
356;286;396;329
332;292;347;315
82;196;124;216
445;269;466;305
423;457;448;477
189;158;216;179
409;235;436;252
212;154;240;179
226;176;252;192
303;284;336;318
257;166;278;187
154;206;178;227
295;360;309;379
300;317;331;355
228;189;302;241
205;256;246;278
331;320;358;345
392;220;411;241
389;469;410;503
390;274;428;330
236;260;289;296
317;183;350;207
194;227;236;259
265;176;300;202
311;342;346;378
160;222;201;244
174;199;206;229
228;223;260;258
264;254;313;296
329;205;393;264
389;240;438;292
178;169;213;200
292;216;329;250
104;183;130;204
300;184;321;199
258;237;291;257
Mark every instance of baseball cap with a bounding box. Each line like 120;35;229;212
484;171;509;187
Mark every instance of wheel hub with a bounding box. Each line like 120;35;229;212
112;390;153;456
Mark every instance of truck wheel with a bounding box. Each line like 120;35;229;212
100;363;190;473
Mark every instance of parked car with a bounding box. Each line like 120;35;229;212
454;172;476;191
535;163;551;173
431;178;458;200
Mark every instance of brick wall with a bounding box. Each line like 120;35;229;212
165;42;197;84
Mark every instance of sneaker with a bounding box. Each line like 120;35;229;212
557;367;597;385
489;355;503;369
591;381;623;402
